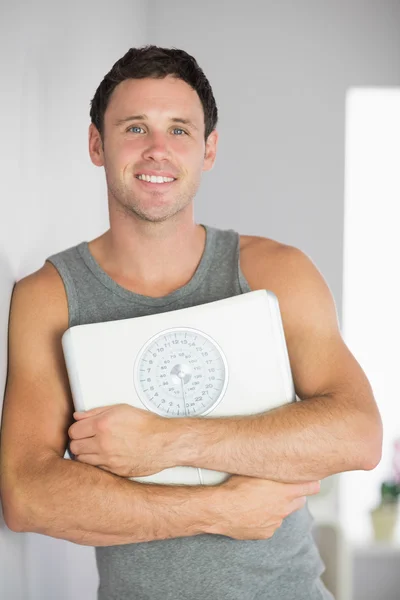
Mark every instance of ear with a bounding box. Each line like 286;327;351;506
203;129;218;172
88;123;105;167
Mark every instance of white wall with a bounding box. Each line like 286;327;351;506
1;2;400;599
147;0;400;323
0;1;146;598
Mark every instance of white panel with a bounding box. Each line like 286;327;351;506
341;88;400;543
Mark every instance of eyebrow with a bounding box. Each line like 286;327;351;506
114;114;199;131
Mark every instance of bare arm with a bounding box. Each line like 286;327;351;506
0;264;218;546
171;246;383;482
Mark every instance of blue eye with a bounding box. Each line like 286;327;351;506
126;126;187;135
128;126;144;134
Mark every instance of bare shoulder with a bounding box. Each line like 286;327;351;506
14;260;67;306
239;233;284;255
239;233;339;341
239;233;311;291
8;260;69;371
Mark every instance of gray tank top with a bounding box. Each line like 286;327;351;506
46;224;333;600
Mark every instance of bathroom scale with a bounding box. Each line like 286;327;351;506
61;289;297;486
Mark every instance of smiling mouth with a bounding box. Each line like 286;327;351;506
135;175;177;184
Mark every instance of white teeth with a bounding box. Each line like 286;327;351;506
137;174;175;183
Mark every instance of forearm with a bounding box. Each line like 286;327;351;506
10;456;219;546
176;393;382;483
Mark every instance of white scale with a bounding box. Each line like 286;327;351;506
62;290;297;486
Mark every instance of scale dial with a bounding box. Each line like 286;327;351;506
134;327;228;418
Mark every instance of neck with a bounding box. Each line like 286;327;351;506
90;211;206;294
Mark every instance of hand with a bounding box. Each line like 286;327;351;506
210;475;320;540
68;404;176;478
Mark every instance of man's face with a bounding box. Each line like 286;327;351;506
89;75;217;223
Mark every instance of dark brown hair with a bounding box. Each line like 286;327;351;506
90;45;218;143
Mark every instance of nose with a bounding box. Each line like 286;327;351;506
142;131;171;162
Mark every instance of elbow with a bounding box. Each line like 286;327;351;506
1;487;27;533
362;440;382;472
3;490;45;535
3;510;25;533
358;415;383;472
1;473;41;534
361;447;382;472
1;457;59;535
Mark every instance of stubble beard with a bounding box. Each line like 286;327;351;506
106;170;201;224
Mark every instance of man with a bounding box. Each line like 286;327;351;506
0;46;382;600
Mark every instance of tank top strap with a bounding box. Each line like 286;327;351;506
46;223;251;328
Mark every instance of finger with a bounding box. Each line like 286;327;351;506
300;481;321;496
73;406;111;420
70;437;98;456
289;496;307;514
69;419;97;440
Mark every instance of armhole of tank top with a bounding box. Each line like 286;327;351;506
235;232;252;293
45;256;80;329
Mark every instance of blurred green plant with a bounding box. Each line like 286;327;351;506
380;481;400;505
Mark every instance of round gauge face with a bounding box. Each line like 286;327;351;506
133;327;228;418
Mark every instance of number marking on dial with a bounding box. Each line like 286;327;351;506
133;328;228;417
